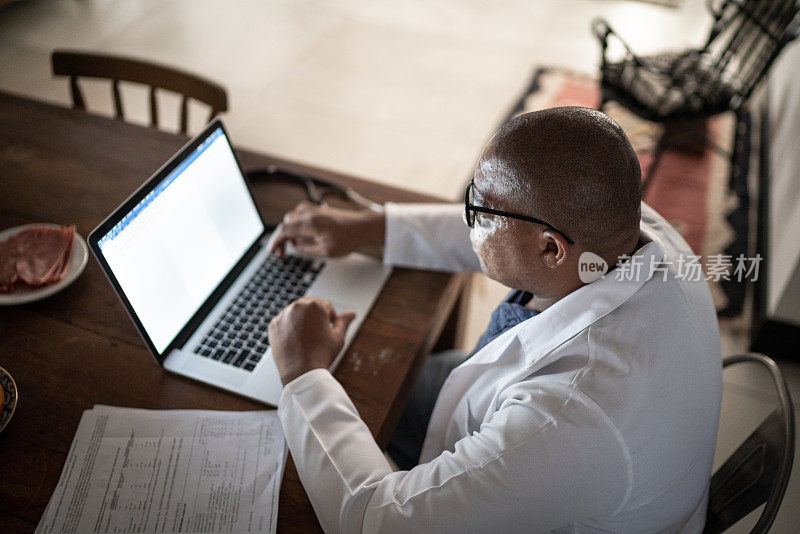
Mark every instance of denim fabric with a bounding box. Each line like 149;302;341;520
470;290;538;355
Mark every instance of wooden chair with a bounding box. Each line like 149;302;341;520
51;49;228;134
593;0;800;188
704;353;795;534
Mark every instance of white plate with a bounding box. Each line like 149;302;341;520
0;223;89;305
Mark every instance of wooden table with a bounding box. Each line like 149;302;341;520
0;91;468;533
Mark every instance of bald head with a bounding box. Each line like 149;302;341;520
479;106;641;255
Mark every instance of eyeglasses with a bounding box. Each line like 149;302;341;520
464;179;575;244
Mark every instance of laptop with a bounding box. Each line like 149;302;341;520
89;119;391;406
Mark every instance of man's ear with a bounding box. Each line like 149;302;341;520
540;230;570;268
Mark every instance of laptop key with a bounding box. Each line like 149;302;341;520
233;350;249;367
244;362;256;372
191;253;324;363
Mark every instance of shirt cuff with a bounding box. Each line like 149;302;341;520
383;202;481;272
280;367;333;398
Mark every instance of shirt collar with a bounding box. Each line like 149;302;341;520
465;224;667;368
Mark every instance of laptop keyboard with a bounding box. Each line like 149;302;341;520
192;254;325;372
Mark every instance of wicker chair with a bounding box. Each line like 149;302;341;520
593;0;800;188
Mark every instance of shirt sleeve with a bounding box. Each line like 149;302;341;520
278;368;631;534
383;203;482;272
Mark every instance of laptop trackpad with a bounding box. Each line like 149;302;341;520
181;358;248;388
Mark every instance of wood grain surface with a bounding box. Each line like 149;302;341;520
0;91;467;533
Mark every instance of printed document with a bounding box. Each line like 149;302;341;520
36;406;286;534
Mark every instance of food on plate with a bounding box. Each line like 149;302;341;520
0;225;76;293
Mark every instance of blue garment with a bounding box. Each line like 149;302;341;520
471;289;538;354
386;289;538;470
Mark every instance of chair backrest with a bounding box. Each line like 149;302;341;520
699;0;800;109
704;353;795;534
51;49;228;134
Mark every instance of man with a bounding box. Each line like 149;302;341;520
267;107;722;533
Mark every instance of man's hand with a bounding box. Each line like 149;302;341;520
269;201;385;259
268;297;356;385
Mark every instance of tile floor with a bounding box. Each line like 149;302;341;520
1;1;798;531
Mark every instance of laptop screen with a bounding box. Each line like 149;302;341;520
97;127;264;353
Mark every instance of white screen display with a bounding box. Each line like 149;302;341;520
98;128;264;353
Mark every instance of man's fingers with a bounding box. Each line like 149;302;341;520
269;221;300;255
282;211;306;227
270;222;323;257
273;206;317;248
291;241;328;258
272;207;329;259
283;208;320;230
267;310;283;336
292;297;332;317
269;232;293;257
309;299;335;321
301;298;353;336
295;200;315;212
332;311;357;339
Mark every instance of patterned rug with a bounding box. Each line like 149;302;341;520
502;67;752;326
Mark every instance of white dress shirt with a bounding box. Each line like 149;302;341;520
278;202;722;533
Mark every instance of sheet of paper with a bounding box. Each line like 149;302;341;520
36;406;287;534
